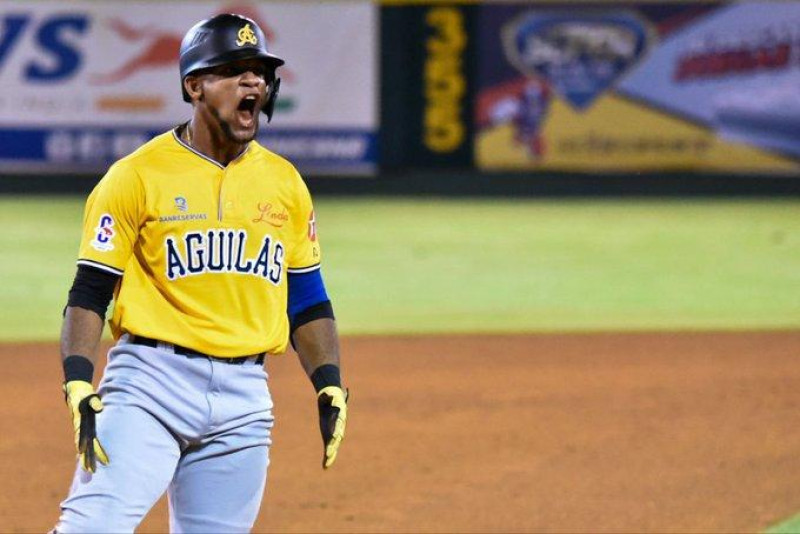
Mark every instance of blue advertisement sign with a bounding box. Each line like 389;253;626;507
0;1;377;175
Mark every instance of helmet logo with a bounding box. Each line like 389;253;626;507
236;23;258;47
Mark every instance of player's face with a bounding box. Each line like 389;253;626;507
196;59;271;144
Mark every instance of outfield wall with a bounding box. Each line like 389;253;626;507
382;1;800;175
0;0;799;195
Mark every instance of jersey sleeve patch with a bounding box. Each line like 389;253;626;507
90;213;116;252
285;170;321;269
77;259;124;276
308;210;317;241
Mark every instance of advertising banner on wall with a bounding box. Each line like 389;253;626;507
0;1;377;175
381;4;475;170
475;1;800;173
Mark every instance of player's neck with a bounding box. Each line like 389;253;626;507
184;118;248;167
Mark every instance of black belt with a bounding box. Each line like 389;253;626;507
131;336;265;365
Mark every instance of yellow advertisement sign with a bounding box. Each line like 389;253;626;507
476;93;796;172
476;4;800;172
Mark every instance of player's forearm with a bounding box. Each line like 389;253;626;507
60;306;105;365
292;317;341;378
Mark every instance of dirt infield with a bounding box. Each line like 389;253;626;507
2;331;799;533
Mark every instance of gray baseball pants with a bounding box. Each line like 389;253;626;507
55;335;274;533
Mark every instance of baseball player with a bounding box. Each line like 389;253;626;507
53;14;348;533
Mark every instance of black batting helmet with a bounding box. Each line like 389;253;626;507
179;13;285;121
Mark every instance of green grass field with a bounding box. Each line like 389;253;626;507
0;196;798;341
768;513;800;534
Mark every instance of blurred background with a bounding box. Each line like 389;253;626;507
4;0;800;186
0;0;797;340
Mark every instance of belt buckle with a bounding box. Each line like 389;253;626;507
208;354;248;365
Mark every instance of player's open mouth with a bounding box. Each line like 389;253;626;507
237;95;258;125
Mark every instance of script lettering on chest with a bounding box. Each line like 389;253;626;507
164;229;284;284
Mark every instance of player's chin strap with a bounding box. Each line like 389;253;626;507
263;78;281;122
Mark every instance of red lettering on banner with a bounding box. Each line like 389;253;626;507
674;41;790;82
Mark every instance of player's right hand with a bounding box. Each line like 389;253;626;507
63;380;109;473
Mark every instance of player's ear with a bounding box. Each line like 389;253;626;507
184;75;203;103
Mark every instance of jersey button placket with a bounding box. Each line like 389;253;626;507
217;167;229;222
219;161;242;222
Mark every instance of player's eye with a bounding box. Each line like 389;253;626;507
221;65;239;77
209;63;268;79
242;65;268;79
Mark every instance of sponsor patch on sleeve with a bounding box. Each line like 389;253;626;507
308;210;317;242
90;213;116;252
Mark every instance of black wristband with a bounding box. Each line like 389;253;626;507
63;355;94;383
310;364;341;393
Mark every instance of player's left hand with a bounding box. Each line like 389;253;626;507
63;380;109;473
317;386;348;469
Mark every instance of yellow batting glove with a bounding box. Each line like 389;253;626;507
317;386;348;469
63;380;109;473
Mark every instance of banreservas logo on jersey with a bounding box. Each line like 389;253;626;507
165;229;285;284
159;195;208;223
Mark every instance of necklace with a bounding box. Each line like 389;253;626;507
185;122;192;147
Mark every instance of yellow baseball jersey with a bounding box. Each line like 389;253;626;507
77;129;321;357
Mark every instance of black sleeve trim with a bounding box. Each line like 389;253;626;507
66;264;120;319
76;259;124;276
290;300;334;335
